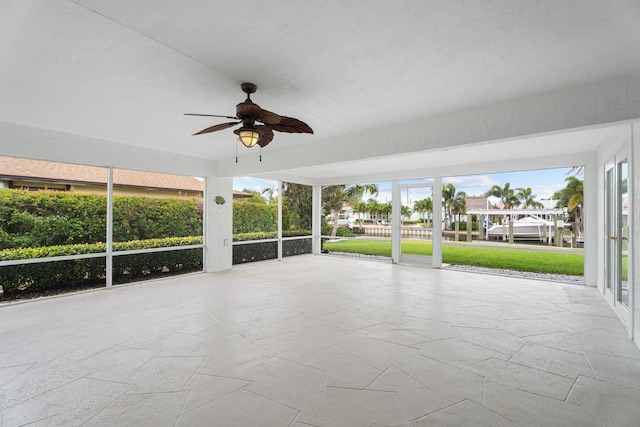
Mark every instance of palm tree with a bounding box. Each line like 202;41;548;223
366;198;381;223
352;201;368;226
442;184;466;229
553;176;584;233
322;183;378;237
379;201;392;224
516;187;544;209
484;182;520;209
261;185;277;204
413;197;432;226
401;205;412;223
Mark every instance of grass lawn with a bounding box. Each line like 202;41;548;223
323;239;584;276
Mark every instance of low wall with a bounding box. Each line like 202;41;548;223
353;226;480;241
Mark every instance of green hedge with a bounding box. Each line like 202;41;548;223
452;221;479;231
0;189;202;249
232;230;312;264
233;229;311;242
320;224;355;237
0;236;202;298
233;202;278;234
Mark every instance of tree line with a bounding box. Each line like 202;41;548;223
237;175;585;237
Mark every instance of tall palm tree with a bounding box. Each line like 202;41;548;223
484;182;520;209
261;185;277;204
379;201;392;223
400;205;412;223
322;183;378;237
413;197;432;226
516;187;544;209
553;176;584;232
442;184;466;229
352;201;368;226
366;198;381;223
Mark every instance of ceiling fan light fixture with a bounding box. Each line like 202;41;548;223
234;127;260;148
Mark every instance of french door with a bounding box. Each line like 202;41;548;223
604;150;631;326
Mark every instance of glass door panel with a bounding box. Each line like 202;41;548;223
618;159;629;308
605;165;615;293
400;185;433;266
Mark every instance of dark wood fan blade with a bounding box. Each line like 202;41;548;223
266;116;313;134
255;108;282;125
256;125;274;148
193;121;239;135
185;113;238;120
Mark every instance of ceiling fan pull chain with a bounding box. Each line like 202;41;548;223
235;139;238;163
259;147;262;162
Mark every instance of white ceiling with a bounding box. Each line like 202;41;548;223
1;0;639;183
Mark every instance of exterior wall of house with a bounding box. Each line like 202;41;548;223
595;122;636;344
205;176;233;272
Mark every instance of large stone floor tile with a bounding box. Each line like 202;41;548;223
242;357;327;425
318;386;405;426
195;338;273;378
85;391;189;427
410;399;518;426
298;345;380;389
126;355;205;393
508;342;595;379
3;378;132;426
367;366;451;421
567;375;640;427
83;346;158;383
418;337;508;367
483;381;599;427
454;326;526;356
411;356;484;403
467;358;575;400
583;351;640;390
181;373;251;414
352;336;420;373
177;389;298;427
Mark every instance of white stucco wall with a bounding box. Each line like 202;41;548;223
204;177;233;272
594;123;636;341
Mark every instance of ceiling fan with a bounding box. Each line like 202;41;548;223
185;83;313;149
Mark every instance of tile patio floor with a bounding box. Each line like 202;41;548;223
1;255;639;426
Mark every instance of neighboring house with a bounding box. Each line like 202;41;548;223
0;156;203;199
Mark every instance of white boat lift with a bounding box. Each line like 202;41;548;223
466;209;570;247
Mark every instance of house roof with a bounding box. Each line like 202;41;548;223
0;156;203;192
465;196;497;211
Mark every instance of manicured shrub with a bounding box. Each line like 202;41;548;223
321;224;355;237
232;230;312;264
0;236;202;298
232;202;278;234
0;189;202;250
451;221;478;231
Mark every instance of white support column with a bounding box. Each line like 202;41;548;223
584;158;598;287
391;181;401;263
312;185;322;254
201;177;207;272
278;180;283;261
205;176;233;272
432;177;443;268
106;167;113;288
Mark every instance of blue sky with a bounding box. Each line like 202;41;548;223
234;167;580;205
